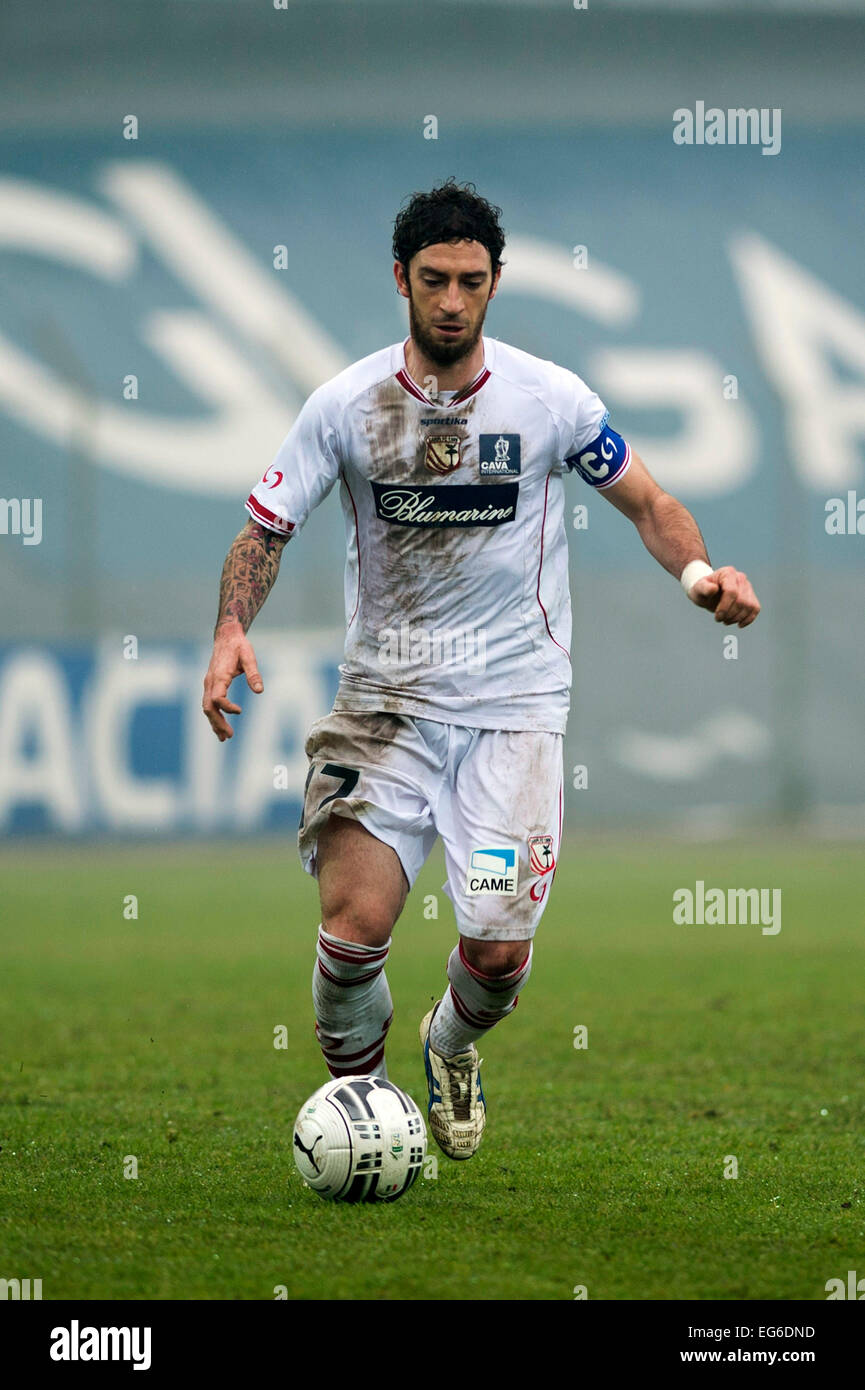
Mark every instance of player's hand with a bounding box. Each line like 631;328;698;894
687;566;761;628
202;622;263;741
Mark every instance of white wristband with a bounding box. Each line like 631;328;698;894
680;560;714;596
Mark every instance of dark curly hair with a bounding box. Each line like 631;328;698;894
392;179;506;278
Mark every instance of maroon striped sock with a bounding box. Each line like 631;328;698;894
430;941;533;1056
313;925;393;1078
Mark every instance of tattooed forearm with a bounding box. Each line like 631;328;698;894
214;520;289;635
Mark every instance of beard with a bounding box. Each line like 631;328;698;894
407;291;486;369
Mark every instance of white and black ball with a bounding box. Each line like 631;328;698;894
292;1075;427;1203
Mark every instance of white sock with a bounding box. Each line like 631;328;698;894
430;941;533;1056
312;926;393;1078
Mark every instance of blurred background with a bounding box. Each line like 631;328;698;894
1;0;864;840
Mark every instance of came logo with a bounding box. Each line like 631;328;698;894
465;847;518;897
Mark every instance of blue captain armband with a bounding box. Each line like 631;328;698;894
565;423;632;489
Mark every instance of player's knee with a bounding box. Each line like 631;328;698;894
461;937;531;977
322;901;394;949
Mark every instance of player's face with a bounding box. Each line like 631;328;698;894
398;241;499;368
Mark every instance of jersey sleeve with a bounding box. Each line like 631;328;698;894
557;373;632;491
245;384;341;537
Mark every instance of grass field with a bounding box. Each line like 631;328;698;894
1;837;863;1301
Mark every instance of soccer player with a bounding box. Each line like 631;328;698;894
202;180;760;1162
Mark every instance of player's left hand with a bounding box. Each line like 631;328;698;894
687;566;761;627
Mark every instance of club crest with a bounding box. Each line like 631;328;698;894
424;434;462;475
528;834;555;876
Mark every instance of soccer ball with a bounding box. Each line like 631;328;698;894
292;1074;427;1203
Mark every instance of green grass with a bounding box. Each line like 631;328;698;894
1;838;863;1300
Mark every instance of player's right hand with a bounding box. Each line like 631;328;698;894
202;623;263;741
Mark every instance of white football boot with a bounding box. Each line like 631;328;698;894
420;1002;486;1160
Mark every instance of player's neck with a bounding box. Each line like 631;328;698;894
404;337;485;395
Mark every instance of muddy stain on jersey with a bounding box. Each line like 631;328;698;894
354;380;520;656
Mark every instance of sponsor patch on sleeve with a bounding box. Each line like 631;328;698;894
565;424;631;490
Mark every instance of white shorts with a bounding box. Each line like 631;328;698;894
298;711;563;941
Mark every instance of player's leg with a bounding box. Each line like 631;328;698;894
298;712;438;1080
317;814;408;946
421;726;563;1157
420;937;534;1160
429;934;534;1056
311;817;407;1079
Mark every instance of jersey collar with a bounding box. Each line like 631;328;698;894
395;338;491;407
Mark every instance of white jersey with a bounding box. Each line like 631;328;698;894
246;337;631;734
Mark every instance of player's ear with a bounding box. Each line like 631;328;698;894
393;260;410;298
488;263;502;301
